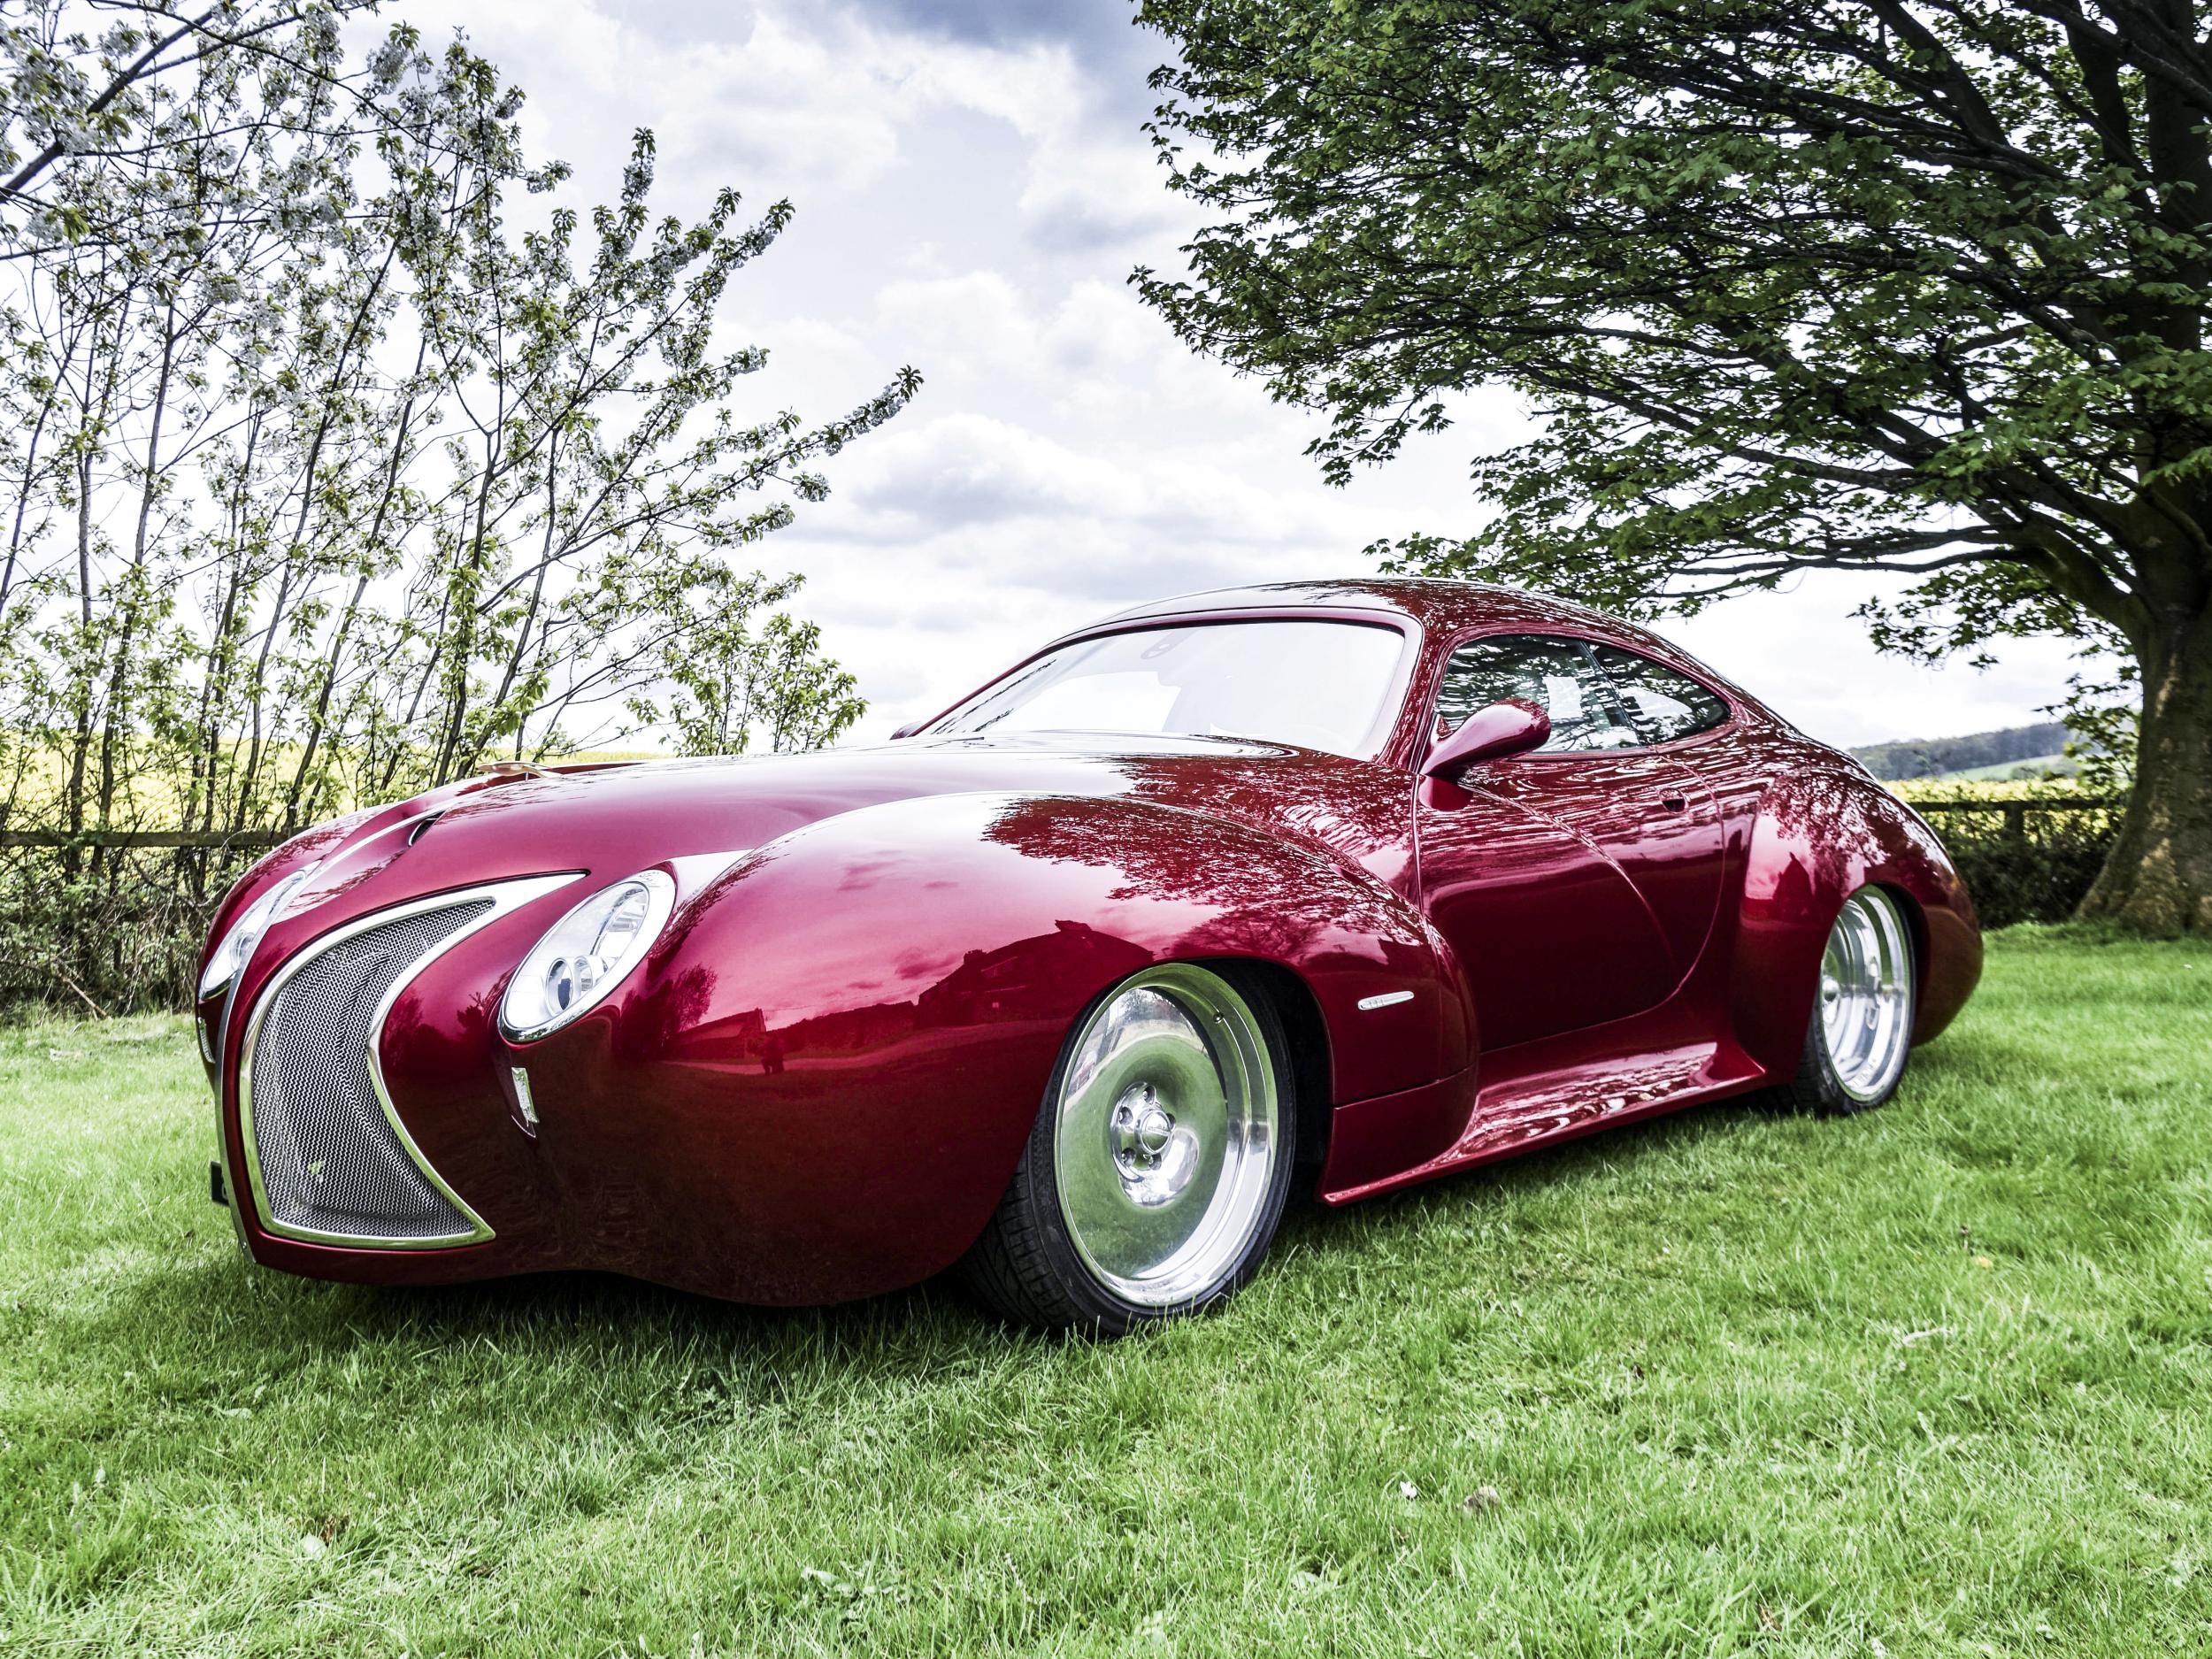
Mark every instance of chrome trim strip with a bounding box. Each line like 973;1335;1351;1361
510;1065;539;1129
235;872;581;1251
1357;990;1415;1011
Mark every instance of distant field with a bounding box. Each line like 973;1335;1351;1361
3;741;2105;828
1917;753;2078;785
2;927;2207;1655
0;747;662;825
1847;721;2081;786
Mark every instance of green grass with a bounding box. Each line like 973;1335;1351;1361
2;930;2208;1657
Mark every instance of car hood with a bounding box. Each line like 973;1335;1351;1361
276;730;1411;926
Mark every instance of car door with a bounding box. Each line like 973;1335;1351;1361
1414;634;1727;1052
1582;641;1739;964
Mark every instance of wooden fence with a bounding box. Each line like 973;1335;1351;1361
0;830;284;1013
0;828;288;849
1898;795;2121;930
1904;795;2123;837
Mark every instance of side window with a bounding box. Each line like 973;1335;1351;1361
1434;635;1636;754
1588;645;1730;745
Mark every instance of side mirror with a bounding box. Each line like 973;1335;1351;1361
1421;698;1550;782
889;717;929;741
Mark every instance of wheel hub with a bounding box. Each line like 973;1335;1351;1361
1112;1087;1176;1160
1108;1083;1196;1205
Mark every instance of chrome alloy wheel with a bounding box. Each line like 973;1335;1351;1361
1051;964;1281;1308
1818;887;1915;1102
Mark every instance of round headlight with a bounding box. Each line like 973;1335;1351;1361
198;864;318;1000
499;870;676;1041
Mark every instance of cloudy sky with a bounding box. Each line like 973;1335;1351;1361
411;0;2083;750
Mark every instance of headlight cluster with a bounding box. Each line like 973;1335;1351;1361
198;864;319;999
498;870;675;1041
206;858;683;1040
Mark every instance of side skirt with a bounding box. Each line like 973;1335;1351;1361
1317;1001;1767;1207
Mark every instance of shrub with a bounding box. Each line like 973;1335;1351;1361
0;844;257;1017
1897;789;2118;929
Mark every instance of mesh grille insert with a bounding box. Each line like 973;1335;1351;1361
249;900;492;1242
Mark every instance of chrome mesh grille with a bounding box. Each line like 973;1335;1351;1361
248;900;491;1242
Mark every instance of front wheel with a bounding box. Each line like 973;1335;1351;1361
1780;885;1916;1115
961;962;1295;1334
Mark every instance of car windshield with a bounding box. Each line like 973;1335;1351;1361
927;619;1406;758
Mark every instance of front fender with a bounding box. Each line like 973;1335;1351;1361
1729;767;1983;1078
665;790;1453;1093
510;791;1449;1302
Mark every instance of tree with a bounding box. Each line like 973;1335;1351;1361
654;580;865;758
1;1;482;257
1135;0;2212;933
0;2;910;818
0;3;917;1008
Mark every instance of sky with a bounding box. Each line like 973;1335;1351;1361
407;0;2086;752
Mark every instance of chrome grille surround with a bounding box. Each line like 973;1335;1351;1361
234;873;580;1250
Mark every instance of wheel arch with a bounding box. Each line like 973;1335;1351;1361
1873;877;1931;1000
1210;956;1335;1171
1727;767;1983;1079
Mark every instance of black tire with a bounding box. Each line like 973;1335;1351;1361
1777;886;1917;1116
961;963;1298;1335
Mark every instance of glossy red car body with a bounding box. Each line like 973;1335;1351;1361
200;580;1980;1304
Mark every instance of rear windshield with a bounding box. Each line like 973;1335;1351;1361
926;619;1407;758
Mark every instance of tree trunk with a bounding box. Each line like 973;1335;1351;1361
2078;602;2212;934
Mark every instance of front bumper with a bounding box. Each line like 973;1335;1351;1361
203;872;1057;1306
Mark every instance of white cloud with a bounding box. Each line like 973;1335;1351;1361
872;272;1032;371
830;411;1329;550
388;0;2088;748
1016;119;1187;252
432;0;1116;209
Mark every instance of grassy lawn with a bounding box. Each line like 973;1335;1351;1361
2;929;2208;1656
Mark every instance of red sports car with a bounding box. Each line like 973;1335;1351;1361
198;580;1979;1332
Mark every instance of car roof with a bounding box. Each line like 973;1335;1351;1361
933;576;1779;748
1072;577;1775;729
1087;577;1629;640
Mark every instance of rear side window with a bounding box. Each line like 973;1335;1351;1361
1434;635;1638;754
1588;645;1730;744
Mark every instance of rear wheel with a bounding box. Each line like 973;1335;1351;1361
961;962;1295;1334
1780;885;1916;1115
